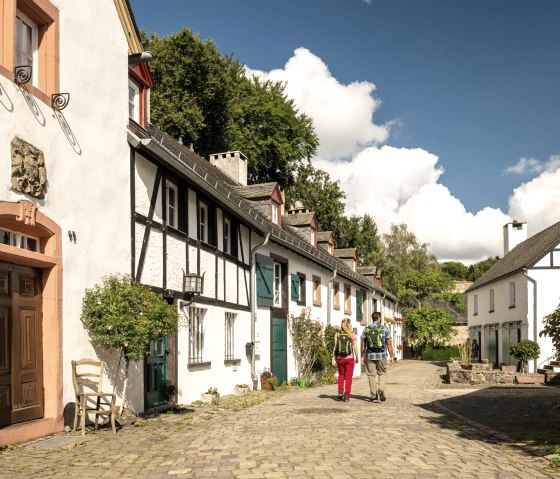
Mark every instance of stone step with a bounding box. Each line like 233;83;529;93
550;360;560;367
537;368;548;374
545;371;560;384
543;365;560;372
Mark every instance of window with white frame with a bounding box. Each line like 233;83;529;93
509;282;516;308
166;181;178;228
271;201;279;225
223;218;231;255
273;262;282;307
188;306;207;363
16;11;37;83
0;227;39;252
224;312;236;360
199;202;208;242
310;227;316;246
128;79;140;122
489;289;495;312
473;295;478;315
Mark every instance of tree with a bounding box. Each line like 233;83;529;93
403;306;457;355
509;340;540;375
288;308;324;379
379;223;439;293
285;164;346;234
541;304;560;360
336;214;382;267
143;28;318;188
81;275;178;412
441;261;469;280
468;256;499;282
395;270;453;307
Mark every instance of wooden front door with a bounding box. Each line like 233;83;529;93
0;262;44;427
271;315;287;385
145;336;168;409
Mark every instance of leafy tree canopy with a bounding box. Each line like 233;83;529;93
541;304;560;358
468;256;499;282
403;306;457;353
337;214;382;267
441;261;469;280
395;270;453;308
142;28;318;188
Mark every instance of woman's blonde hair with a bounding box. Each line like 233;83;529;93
340;318;353;335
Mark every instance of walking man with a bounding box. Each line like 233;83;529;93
361;312;394;402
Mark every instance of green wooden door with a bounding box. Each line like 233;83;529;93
146;336;168;409
271;316;287;384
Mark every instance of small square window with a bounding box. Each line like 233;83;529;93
166;181;178;228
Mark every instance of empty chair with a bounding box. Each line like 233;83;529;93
71;359;117;435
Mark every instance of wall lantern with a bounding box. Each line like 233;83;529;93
178;270;205;309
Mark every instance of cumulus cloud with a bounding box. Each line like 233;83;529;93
504;155;560;175
246;48;389;160
246;48;560;263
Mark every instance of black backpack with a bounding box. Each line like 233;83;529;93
364;325;384;353
336;333;352;357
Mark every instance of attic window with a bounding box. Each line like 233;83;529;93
271;201;279;225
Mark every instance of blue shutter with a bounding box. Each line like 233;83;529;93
291;274;300;301
256;253;273;307
356;290;363;321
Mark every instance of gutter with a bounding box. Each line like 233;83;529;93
326;269;337;325
250;233;270;384
522;268;538;373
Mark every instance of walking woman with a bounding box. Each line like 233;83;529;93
332;318;358;401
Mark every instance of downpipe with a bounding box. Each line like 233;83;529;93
326;269;337;325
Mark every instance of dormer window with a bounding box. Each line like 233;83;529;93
271;201;279;225
128;79;140;122
328;243;333;255
310;228;316;247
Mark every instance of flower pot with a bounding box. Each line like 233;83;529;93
261;378;273;390
201;393;219;403
460;364;473;370
234;386;250;396
298;378;308;388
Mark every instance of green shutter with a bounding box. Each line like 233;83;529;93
356;290;363;321
291;274;300;301
256;253;273;307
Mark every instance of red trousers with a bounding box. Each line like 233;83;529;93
336;356;355;396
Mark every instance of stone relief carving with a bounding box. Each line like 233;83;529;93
11;137;47;199
16;200;37;226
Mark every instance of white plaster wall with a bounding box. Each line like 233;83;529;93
137;229;163;288
134;154;161;219
200;249;215;298
187;190;198;236
0;1;138;410
167;234;187;292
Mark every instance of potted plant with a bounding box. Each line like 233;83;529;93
234;384;250;396
458;339;473;369
481;358;489;364
509;340;540;375
201;387;220;403
260;369;276;390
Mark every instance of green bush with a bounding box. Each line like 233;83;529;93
510;340;540;374
420;345;460;361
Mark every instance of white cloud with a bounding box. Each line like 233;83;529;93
247;49;560;264
246;48;389;160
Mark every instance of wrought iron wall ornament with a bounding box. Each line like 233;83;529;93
51;92;70;111
14;65;32;84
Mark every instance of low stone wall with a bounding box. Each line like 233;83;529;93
447;362;516;385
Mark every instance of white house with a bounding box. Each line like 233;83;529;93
465;221;560;372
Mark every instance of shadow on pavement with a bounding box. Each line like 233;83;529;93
417;384;560;457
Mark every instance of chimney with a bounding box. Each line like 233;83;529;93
209;151;248;186
503;221;527;255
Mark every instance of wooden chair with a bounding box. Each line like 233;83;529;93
71;359;117;435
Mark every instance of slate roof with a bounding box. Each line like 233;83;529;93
466;220;560;293
317;231;333;242
128;124;397;297
231;183;278;200
358;266;377;275
334;248;357;258
282;212;316;227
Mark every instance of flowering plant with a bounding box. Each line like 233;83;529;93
260;368;275;379
236;383;249;388
397;344;403;351
205;387;219;395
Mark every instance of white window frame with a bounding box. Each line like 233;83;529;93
473;294;478;315
273;262;282;307
509;282;516;308
310;228;316;246
166;181;178;228
271;202;279;225
199;202;208;243
128;78;140;122
489;289;495;312
223;217;231;255
225;312;236;360
188;306;207;363
0;227;39;252
16;10;38;86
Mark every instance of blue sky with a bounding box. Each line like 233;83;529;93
130;0;560;263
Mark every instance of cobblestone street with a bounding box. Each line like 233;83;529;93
0;360;557;479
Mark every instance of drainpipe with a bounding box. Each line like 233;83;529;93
522;268;538;373
250;233;270;385
326;269;337;325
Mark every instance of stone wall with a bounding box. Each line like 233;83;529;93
447;362;516;385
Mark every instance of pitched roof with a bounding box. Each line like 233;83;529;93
466;220;560;293
357;266;377;275
282;212;316;227
334;248;357;258
231;183;278;200
317;231;333;242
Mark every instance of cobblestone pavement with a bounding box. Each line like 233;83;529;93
0;360;557;479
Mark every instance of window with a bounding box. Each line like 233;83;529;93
473;295;478;315
271;202;279;225
333;281;340;310
188;306;207;363
356;290;366;322
273;262;282;307
0;227;39;252
1;0;60;102
509;282;516;308
223;218;231;255
224;312;236;360
313;275;321;306
166;181;178;228
489;289;495;312
310;228;316;246
128;79;140;122
199;202;208;243
291;272;306;305
255;253;273;307
344;284;352;314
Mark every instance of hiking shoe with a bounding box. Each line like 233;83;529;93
378;391;386;402
344;396;350;402
371;393;379;402
337;393;344;401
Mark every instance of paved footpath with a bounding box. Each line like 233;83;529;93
0;361;557;479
